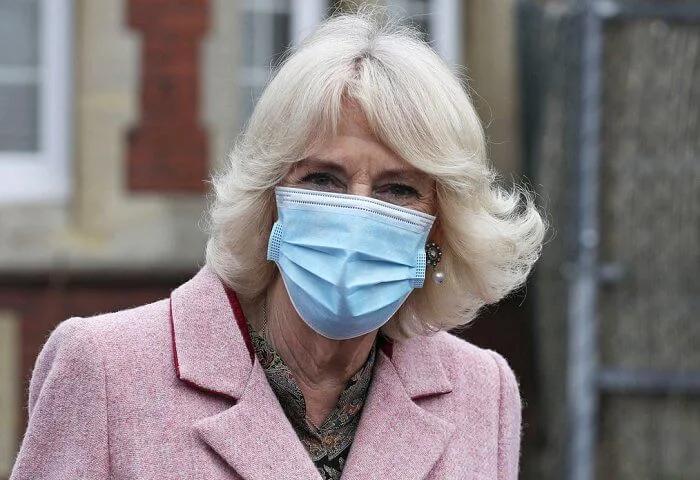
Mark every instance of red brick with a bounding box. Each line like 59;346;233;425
127;0;209;193
128;124;208;191
140;73;200;124
129;0;209;34
143;36;199;75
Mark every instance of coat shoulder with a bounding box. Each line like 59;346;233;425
47;298;172;362
425;331;519;398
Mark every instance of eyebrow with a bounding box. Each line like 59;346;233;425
375;169;425;185
297;158;347;176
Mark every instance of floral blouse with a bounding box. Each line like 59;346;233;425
249;329;376;480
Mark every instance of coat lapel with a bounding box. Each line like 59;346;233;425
170;267;321;479
341;340;456;479
170;267;252;400
193;359;322;480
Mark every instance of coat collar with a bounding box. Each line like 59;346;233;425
341;349;455;479
170;266;252;400
170;266;455;479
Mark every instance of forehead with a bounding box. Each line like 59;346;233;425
336;103;372;138
305;104;425;177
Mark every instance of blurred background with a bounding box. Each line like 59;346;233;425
0;0;698;479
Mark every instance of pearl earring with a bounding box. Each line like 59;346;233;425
425;241;445;284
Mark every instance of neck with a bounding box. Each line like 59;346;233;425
264;277;377;425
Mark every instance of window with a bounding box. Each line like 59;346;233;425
383;0;462;67
237;0;461;125
0;0;73;203
239;0;327;124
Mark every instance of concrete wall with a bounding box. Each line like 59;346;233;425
464;0;523;176
0;313;19;478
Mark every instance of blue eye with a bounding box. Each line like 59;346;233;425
387;184;419;197
299;172;344;192
373;183;422;206
377;183;420;198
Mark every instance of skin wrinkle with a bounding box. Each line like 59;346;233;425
256;105;438;426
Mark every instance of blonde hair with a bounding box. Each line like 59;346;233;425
206;8;545;339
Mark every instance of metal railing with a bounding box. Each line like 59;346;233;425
565;2;700;480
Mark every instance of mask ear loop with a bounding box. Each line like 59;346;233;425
425;241;444;284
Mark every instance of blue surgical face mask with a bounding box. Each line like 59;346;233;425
267;186;436;340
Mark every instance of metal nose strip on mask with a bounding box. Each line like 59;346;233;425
275;186;436;230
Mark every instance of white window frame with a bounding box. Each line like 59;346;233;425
429;0;462;67
384;0;462;67
290;0;326;46
239;0;326;124
0;0;74;204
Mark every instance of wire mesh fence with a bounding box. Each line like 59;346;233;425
522;1;700;478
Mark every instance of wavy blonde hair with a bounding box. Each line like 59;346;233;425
206;8;545;339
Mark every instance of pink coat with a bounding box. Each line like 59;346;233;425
11;267;521;479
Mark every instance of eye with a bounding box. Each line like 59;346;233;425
299;172;345;192
374;183;422;205
388;184;419;197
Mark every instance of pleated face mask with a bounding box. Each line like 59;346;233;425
267;186;436;340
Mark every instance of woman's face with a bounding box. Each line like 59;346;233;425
282;106;437;215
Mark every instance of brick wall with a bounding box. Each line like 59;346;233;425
127;0;210;192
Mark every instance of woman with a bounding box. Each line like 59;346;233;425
11;9;544;480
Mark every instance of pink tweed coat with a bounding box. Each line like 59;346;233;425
11;267;521;479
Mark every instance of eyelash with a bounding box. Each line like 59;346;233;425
299;172;422;199
300;172;342;188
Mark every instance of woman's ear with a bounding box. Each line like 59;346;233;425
429;216;443;244
267;189;279;222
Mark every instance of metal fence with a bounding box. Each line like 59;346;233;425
521;1;700;478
